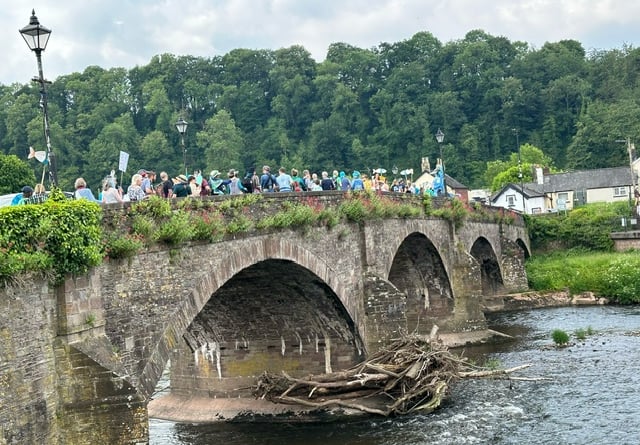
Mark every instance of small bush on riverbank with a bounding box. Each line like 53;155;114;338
551;329;570;346
526;250;640;304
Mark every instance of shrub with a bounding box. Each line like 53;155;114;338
433;198;467;230
226;214;252;234
153;211;194;246
256;203;318;230
551;329;570;346
103;234;144;260
131;196;172;219
191;211;225;242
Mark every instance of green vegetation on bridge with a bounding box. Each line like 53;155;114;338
0;191;518;286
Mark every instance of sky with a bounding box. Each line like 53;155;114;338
4;0;640;86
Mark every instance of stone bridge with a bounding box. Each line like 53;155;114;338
0;193;529;444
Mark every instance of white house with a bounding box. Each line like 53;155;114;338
491;166;635;214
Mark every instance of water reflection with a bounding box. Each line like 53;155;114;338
151;306;640;445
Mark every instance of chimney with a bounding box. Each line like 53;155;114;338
535;167;544;185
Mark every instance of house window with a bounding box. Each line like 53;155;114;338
506;194;516;207
557;192;569;202
614;187;627;197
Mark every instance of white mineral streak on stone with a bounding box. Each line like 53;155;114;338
281;336;286;356
215;342;222;379
295;332;303;354
324;334;332;373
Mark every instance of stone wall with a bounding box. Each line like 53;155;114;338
0;278;58;445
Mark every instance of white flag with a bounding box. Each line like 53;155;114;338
118;151;129;173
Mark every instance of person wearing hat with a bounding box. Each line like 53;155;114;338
209;170;226;195
13;185;34;205
172;174;191;198
227;169;247;195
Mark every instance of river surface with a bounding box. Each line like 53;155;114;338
149;305;640;445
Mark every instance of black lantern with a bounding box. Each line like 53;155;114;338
435;129;445;196
20;10;56;186
175;117;188;175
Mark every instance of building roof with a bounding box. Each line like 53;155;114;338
540;166;633;191
490;183;545;202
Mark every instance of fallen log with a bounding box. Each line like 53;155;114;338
253;335;543;417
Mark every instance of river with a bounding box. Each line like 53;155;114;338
149;305;640;445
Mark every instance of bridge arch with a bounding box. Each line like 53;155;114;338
516;238;531;259
387;232;453;335
469;236;504;296
140;236;365;399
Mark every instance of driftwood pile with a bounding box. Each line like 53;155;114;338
254;336;538;417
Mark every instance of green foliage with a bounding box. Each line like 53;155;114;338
6;33;640;190
602;255;640;303
432;198;468;230
422;194;433;215
0;197;102;284
0;251;53;285
551;329;570;346
256;202;319;230
85;313;96;327
153;211;194;245
0;153;37;195
226;214;253;234
131;215;156;240
217;193;262;215
131;196;173;219
103;233;144;260
527;202;628;252
190;211;225;242
337;191;422;224
338;197;368;223
574;327;594;341
526;250;640;303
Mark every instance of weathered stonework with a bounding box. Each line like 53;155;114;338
0;199;529;444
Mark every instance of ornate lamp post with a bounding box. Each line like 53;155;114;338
512;128;525;213
435;128;445;196
175;117;188;175
20;10;57;186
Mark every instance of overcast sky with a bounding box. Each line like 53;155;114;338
4;0;640;86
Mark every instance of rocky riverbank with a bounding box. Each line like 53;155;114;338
482;290;609;313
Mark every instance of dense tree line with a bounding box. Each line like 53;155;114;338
2;29;640;192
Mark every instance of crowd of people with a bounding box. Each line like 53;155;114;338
11;164;439;207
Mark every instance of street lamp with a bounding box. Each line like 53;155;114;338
512;128;525;213
435;128;446;196
175;117;188;175
20;10;57;186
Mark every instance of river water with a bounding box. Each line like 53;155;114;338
149;305;640;445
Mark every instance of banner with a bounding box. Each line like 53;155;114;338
118;151;129;173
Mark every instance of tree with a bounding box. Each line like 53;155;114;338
0;154;36;194
197;110;244;172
